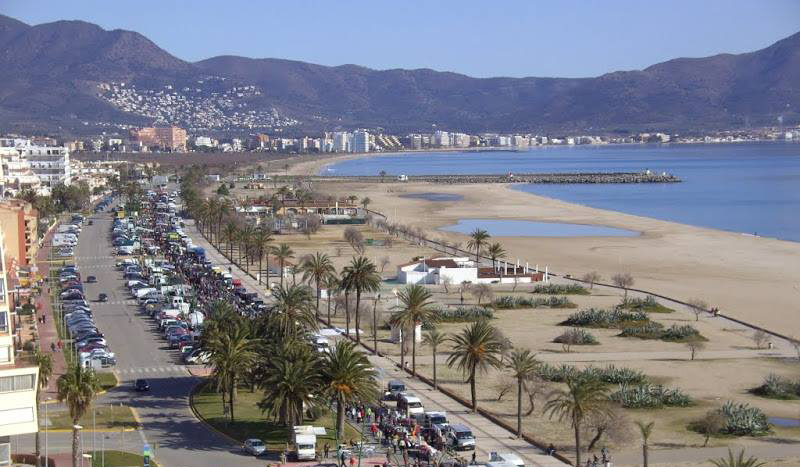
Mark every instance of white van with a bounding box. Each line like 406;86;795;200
292;426;324;461
489;453;525;467
397;394;424;417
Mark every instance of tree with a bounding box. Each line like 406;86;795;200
361;197;372;210
301;215;321;239
686;337;706;360
635;420;655;467
470;283;493;305
217;184;230;196
221;221;239;261
342;256;382;343
486;242;506;270
380;256;391;273
584;406;632;451
422;329;447;390
272;243;295;288
446;319;504;412
299;252;336;321
709;449;766;467
268;284;318;338
34;350;53;467
687;298;708;321
321;341;378;443
207;320;257;421
466;228;490;263
582;271;602;289
543;375;610;467
441;275;452;294
507;349;539;437
344;227;365;254
697;410;725;447
752;329;770;349
321;274;340;325
251;227;273;286
258;344;321;434
390;285;437;376
612;272;634;299
57;364;100;467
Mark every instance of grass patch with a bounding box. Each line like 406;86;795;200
617;296;674;313
97;372;118;391
88;450;159;467
191;382;359;451
48;405;138;431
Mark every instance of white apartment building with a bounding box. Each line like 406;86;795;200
351;130;370;153
0;139;70;195
333;132;350;152
0;230;39;466
26;146;71;188
434;130;450;147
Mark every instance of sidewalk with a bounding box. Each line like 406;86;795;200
185;220;567;467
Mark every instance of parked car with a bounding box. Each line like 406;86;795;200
243;439;266;456
98;293;108;302
134;379;150;392
86;276;97;283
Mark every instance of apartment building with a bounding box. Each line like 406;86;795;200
0;230;39;466
0;200;38;267
130;126;187;151
25;146;71;188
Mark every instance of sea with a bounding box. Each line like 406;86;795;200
322;142;800;242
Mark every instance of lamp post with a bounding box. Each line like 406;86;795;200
44;397;52;467
82;453;93;467
74;425;83;467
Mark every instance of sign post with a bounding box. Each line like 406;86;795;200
143;444;151;467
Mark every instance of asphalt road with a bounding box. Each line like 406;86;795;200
23;205;273;467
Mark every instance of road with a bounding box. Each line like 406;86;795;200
18;205;273;467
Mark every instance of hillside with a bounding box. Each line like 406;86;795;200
0;14;798;134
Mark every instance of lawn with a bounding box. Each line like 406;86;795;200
88;450;159;467
48;404;138;431
191;383;360;451
97;371;118;391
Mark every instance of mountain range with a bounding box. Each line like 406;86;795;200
0;13;798;135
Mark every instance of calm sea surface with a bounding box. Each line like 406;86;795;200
324;143;800;242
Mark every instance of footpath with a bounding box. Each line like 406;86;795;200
185;220;567;467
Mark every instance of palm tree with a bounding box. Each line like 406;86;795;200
446;319;504;411
251;227;273;285
215;198;233;246
321;273;340;325
238;224;256;269
207;320;257;421
34;350;53;467
709;449;766;467
422;328;447;389
342;256;381;343
268;284;318;338
466;228;490;263
543;375;610;467
321;341;378;443
299;252;335;321
507;348;539;437
272;243;295;288
258;345;321;434
221;221;239;261
486;242;506;270
391;285;437;377
57;364;100;467
636;420;655;467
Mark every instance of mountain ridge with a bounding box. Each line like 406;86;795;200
0;14;798;135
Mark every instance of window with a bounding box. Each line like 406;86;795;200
0;374;35;392
0;311;7;332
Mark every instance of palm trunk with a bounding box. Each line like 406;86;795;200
327;295;332;326
71;423;80;467
336;400;345;444
432;348;438;389
355;290;361;343
574;420;582;467
229;374;236;422
258;253;263;285
411;330;417;377
643;443;649;467
400;332;406;370
516;378;523;437
264;251;270;288
344;291;350;337
470;369;477;412
279;259;285;287
315;284;321;321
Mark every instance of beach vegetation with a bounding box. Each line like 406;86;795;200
713;402;770;436
612;273;635;299
532;283;589;295
581;271;602;289
610;384;691;408
494;295;576;309
750;374;800;400
561;308;648;328
618;296;674;313
432;306;493;322
554;328;599;351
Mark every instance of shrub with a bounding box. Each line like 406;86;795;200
716;401;770;436
432;306;493;322
661;324;703;341
751;374;800;400
22;340;35;351
561;308;649;328
495;295;576;309
554;328;598;346
533;363;579;383
619;323;703;342
618;296;674;313
532;284;589;295
534;363;646;385
610;383;691;408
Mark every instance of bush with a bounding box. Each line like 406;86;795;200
433;306;493;322
495;295;576;309
619;323;703;342
534;363;579;383
716;401;770;436
618;296;674;313
610;383;691;408
534;363;646;385
532;284;589;295
22;340;35;352
561;308;649;328
554;328;599;346
751;374;800;400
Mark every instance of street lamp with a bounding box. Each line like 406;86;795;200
82;453;93;467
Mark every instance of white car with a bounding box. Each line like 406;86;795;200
243;439;266;456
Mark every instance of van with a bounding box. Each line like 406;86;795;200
292;426;324;461
385;380;406;400
446;424;475;451
489;453;525;467
397;394;424;417
423;411;448;428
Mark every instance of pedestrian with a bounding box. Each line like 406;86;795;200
601;446;608;462
280;450;287;465
50;342;56;352
547;444;556;456
349;456;356;467
471;452;476;465
324;442;330;459
339;449;346;467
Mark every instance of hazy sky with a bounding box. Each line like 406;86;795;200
4;0;799;78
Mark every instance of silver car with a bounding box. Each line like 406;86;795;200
243;438;266;456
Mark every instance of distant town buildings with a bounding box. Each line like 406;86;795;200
0;199;38;267
0;138;70;196
130;126;187;151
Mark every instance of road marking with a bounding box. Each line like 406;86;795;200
116;366;187;375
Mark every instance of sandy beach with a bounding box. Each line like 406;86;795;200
290;154;800;338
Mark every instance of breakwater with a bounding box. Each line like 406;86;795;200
317;172;680;184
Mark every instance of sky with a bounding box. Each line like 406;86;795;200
3;0;800;78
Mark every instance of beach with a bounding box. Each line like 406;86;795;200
290;154;800;338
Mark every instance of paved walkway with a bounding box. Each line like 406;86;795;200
186;220;567;467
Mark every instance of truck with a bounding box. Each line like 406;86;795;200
292;426;325;461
